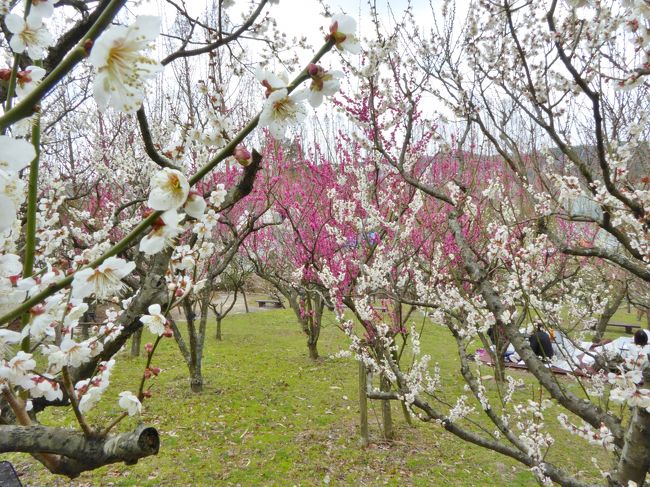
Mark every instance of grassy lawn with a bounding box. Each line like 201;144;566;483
6;308;619;486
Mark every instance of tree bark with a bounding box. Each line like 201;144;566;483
184;299;207;393
380;374;394;440
0;424;159;479
359;361;369;447
130;328;142;358
594;283;626;341
189;361;203;393
307;340;319;360
610;364;650;486
216;316;222;341
241;288;249;313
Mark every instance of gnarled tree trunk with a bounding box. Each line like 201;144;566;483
0;424;159;479
594;283;626;342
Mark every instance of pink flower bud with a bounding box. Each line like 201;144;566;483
163;326;174;338
308;63;322;77
233;146;252;167
144;343;154;353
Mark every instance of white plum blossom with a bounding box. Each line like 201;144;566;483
139;209;184;255
88;16;162;113
139;303;167;336
28;374;62;401
0;136;35;231
44;338;94;372
0;351;36;388
30;0;55;20
28;312;57;341
254;65;287;96
258;88;308;139
171;245;195;271
147;168;190;211
0;253;22;277
298;64;343;108
0;329;21;359
71;256;136;299
328;14;361;54
76;359;114;413
0;136;36;172
15;66;46;97
627;389;650;410
59;337;93;367
184;192;206;219
118;391;142;416
4;12;53;59
0;179;26;232
77;379;103;413
209;185;227;207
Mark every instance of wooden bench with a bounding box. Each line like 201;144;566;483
256;299;283;309
607;321;642;334
0;461;22;487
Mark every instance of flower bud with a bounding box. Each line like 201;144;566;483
144;343;154;353
308;63;323;77
30;304;45;316
233;146;252;167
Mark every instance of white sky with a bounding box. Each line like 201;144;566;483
141;0;437;58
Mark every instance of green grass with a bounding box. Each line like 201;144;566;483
6;309;615;486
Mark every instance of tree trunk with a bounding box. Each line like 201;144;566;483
594;284;626;341
359;361;369;447
495;340;507;383
189;361;203;393
609;365;650;486
241;288;249;313
130;328;142;358
401;400;413;426
380;374;394;440
307;340;319;360
185;299;207;393
216;316;222;341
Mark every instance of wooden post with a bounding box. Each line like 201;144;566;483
380;374;394;440
359;361;369;447
130;328;142;357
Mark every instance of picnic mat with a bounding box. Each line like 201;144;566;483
475;348;591;377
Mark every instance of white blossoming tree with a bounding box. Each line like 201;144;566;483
317;1;650;485
0;0;351;478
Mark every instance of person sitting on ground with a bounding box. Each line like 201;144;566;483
529;329;554;360
634;328;648;347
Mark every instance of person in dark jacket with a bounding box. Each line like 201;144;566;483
529;330;554;359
